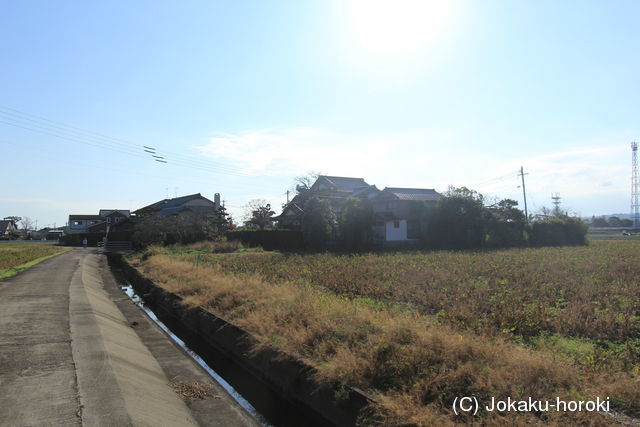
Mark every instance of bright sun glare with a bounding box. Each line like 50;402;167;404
349;0;453;56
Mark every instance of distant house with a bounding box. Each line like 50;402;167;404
68;215;104;233
276;176;441;242
276;176;379;228
135;193;221;220
373;188;441;241
99;210;130;225
0;220;18;238
68;210;131;234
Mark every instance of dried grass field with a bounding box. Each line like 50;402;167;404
130;241;640;426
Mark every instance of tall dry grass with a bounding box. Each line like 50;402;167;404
131;251;636;425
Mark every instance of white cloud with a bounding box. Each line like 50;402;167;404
197;128;632;215
198;128;461;184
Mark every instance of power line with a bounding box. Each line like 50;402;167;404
0;139;287;197
467;170;520;188
0;113;252;177
0;106;255;177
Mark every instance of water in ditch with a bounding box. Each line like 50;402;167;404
116;280;332;427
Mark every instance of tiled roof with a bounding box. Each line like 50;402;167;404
381;188;441;201
352;184;379;197
319;176;369;192
136;193;211;213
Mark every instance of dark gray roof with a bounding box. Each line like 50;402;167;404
136;193;213;213
69;214;103;220
157;206;190;217
273;203;303;220
317;176;369;192
0;220;15;234
352;184;379;197
381;188;441;201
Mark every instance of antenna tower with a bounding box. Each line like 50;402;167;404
551;193;562;217
632;142;639;229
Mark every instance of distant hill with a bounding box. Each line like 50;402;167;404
583;213;632;221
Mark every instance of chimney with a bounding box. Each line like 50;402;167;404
214;193;221;210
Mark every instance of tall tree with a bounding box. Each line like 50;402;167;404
339;198;374;250
485;199;527;247
301;196;336;249
213;205;231;233
426;186;486;249
244;200;275;229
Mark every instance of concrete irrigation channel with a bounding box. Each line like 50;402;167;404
108;253;377;427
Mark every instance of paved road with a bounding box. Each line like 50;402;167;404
0;249;259;427
0;248;81;426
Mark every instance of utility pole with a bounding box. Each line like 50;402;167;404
286;190;290;204
518;166;529;221
632;142;639;229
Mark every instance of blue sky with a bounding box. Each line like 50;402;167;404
1;0;638;228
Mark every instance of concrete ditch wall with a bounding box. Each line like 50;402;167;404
108;254;376;427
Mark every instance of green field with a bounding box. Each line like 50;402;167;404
132;241;640;425
0;242;71;279
588;228;640;240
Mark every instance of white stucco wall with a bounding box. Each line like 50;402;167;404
385;219;407;241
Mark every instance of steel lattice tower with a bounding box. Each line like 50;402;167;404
632;142;639;229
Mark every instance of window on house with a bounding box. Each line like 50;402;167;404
107;218;112;223
393;220;400;228
72;221;81;226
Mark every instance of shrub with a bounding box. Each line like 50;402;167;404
131;213;225;248
529;217;587;247
226;230;304;251
186;239;243;253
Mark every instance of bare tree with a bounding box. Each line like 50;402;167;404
242;199;269;223
292;171;323;194
20;217;34;232
242;199;275;229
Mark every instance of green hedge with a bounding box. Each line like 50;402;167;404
528;217;587;247
226;230;304;251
